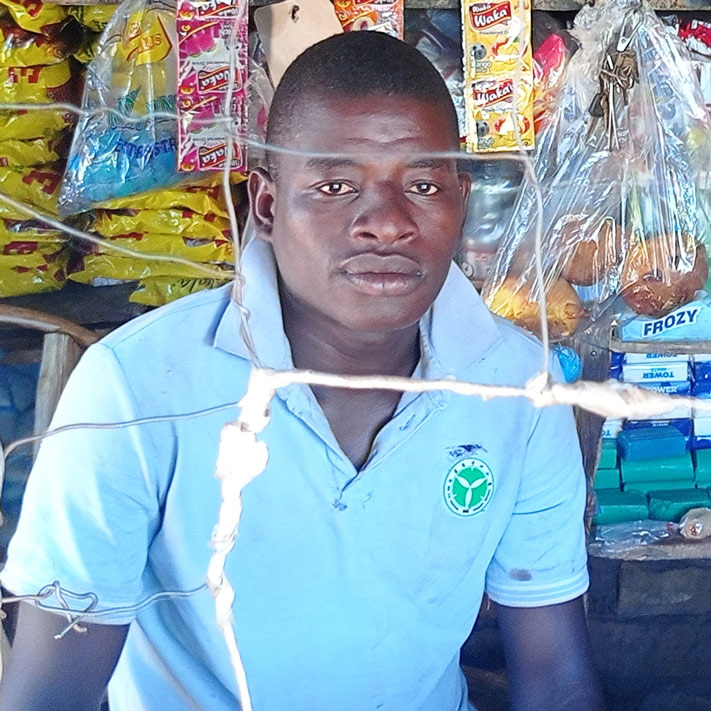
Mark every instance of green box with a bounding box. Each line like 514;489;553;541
648;488;711;523
593;489;649;525
694;449;711;485
594;467;620;490
599;438;618;470
624;479;695;494
621;454;694;484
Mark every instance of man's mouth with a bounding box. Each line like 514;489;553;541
338;253;423;296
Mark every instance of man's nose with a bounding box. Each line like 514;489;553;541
350;186;417;245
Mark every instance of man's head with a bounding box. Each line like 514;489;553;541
249;31;470;337
265;31;460;176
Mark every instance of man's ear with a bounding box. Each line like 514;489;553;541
458;171;471;228
248;167;277;243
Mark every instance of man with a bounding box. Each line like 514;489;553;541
0;31;603;711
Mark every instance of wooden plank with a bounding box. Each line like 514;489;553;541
33;332;83;455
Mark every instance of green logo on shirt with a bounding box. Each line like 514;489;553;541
443;458;494;516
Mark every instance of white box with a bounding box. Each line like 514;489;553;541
622;362;691;383
624;353;690;364
694;354;711;363
694;415;711;436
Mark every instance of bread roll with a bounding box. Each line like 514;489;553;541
561;218;622;286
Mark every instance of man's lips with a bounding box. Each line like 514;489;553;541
338;253;423;296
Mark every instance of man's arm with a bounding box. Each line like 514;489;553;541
0;603;128;711
495;596;605;711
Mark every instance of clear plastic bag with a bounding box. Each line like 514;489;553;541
482;0;711;341
59;0;197;215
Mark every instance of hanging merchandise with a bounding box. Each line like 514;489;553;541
95;183;230;216
129;275;230;305
87;208;231;240
0;166;62;218
0;0;67;36
0;241;68;296
462;0;535;152
59;0;197;215
176;0;248;173
482;0;711;341
333;0;403;38
0;21;74;66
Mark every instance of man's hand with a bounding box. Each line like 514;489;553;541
0;601;128;711
495;596;605;711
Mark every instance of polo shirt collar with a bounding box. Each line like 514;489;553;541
214;237;503;374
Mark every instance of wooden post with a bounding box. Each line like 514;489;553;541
33;333;83;456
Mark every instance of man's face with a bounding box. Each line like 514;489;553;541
249;94;470;334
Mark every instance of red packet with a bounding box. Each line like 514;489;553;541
177;0;248;173
333;0;403;39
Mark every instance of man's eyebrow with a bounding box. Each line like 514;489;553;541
405;158;452;169
303;157;359;170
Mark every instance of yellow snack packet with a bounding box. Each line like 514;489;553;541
68;253;233;283
130;275;230;306
0;136;63;167
0;218;63;244
0;166;62;217
0;60;74;104
68;5;119;32
96;233;234;264
0;0;67;35
0;108;72;140
72;31;101;65
97;185;230;218
0;22;70;67
91;209;231;240
0;260;66;295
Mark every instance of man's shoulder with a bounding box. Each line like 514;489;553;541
99;283;233;355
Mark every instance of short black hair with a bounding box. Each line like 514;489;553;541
265;31;459;173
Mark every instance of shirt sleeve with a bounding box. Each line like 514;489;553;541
485;394;589;608
1;342;169;624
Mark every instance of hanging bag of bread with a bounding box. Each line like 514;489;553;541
481;0;711;343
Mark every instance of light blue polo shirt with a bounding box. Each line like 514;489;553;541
3;237;588;711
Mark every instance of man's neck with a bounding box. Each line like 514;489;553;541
279;283;421;379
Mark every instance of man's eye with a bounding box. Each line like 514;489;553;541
410;182;440;196
317;182;355;195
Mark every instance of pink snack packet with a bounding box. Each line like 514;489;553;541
177;0;248;173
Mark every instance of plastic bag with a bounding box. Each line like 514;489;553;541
59;0;199;215
89;208;231;240
129;275;230;305
0;0;67;36
482;0;711;341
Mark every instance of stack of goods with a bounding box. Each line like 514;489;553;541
59;0;241;306
461;0;535;153
70;184;235;306
594;351;711;525
481;0;711;343
0;0;83;296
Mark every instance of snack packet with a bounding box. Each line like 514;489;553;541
0;60;76;104
68;5;119;32
0;259;66;295
0;0;67;36
176;0;248;173
0;108;73;140
0;22;72;66
96;185;230;217
89;208;231;239
462;0;535;151
0;166;62;217
333;0;403;38
93;232;234;263
68;252;233;282
72;31;102;65
0;218;63;244
0;136;65;167
130;275;230;305
59;0;199;215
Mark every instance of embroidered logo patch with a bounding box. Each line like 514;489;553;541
443;458;494;516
